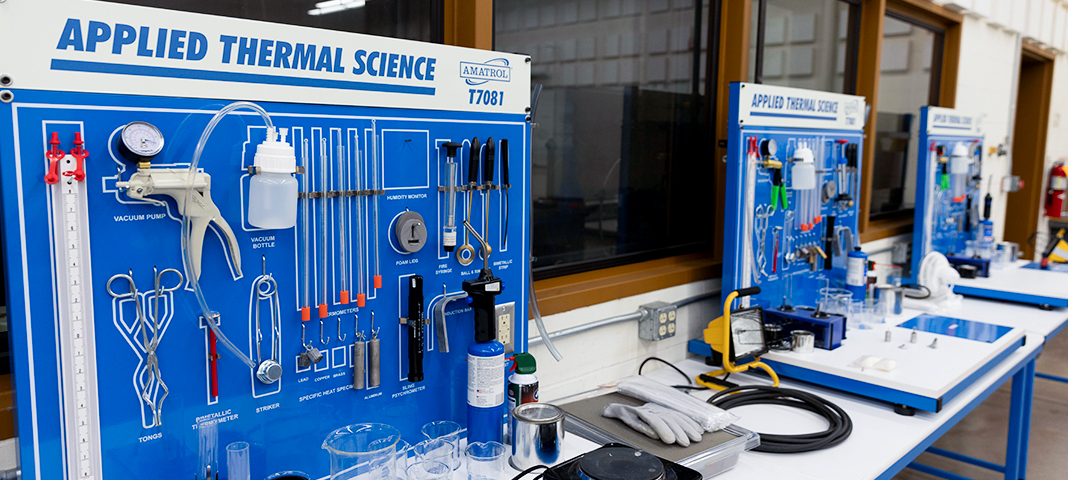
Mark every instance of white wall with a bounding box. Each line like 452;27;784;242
954;15;1019;241
527;279;719;401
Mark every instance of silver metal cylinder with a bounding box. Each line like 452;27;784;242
792;330;815;354
509;403;564;471
353;341;366;390
875;284;903;316
368;338;381;388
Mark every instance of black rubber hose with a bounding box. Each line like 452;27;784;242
708;385;852;454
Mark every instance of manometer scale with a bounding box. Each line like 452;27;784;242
48;128;103;480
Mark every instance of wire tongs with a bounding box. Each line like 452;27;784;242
107;266;182;427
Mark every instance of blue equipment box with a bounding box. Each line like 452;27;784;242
764;307;846;350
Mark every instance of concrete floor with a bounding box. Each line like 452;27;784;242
894;325;1068;479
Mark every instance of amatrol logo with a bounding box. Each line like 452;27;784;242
461;58;511;85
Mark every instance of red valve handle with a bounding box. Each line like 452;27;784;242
67;132;87;182
44;132;64;185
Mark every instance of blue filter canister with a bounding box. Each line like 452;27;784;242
846;247;868;299
468;340;505;444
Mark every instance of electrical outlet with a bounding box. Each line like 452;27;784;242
496;302;516;353
638;301;677;341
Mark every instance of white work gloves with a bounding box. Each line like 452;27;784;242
602;403;704;447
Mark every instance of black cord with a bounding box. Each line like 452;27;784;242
511;465;562;480
638;357;693;385
903;283;931;299
708;385;852;454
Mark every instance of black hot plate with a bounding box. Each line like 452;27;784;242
548;444;701;480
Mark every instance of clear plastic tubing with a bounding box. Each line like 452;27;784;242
184;101;273;369
226;441;251;480
337;143;348;304
354;138;365;301
371;123;381;286
302;139;311;319
320;137;329;316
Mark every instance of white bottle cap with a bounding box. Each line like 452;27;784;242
950;142;971;174
253;127;296;174
793;141;814;163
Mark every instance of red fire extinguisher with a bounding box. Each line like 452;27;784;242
1047;162;1068;218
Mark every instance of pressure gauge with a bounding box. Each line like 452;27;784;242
729;306;768;362
120;121;165;160
760;138;777;157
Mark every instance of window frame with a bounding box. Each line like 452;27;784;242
483;0;731;315
866;10;944;223
751;0;863;95
487;0;724;305
504;0;964;316
857;0;961;242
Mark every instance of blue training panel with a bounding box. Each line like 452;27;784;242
0;4;532;479
910;107;986;279
717;82;866;315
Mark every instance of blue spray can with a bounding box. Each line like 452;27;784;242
846;247;868;299
468;341;505;444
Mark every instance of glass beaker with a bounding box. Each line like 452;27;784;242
850;301;881;329
322;423;401;480
421;421;462;470
818;288;852;316
406;461;451;480
465;441;507;480
226;441;250;480
412;438;456;472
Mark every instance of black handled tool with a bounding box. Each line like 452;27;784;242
406;275;424;383
983;177;993;220
500;139;510;187
463;269;503;343
501;139;510;247
442;141;462;159
484;137;495;186
824;216;836;270
468;137;481;187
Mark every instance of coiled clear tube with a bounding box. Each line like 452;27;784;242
184;101;273;369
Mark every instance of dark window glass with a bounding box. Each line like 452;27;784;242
97;0;441;42
749;0;861;94
870;14;942;220
495;0;717;278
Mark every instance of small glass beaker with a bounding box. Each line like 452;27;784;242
818;288;852;316
226;441;250;480
850;301;881;329
321;423;401;480
465;441;507;480
421;420;462;470
406;461;451;480
412;438;456;471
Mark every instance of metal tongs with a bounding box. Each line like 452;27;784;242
107;266;182;427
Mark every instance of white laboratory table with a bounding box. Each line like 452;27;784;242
531;296;1062;480
647;338;1041;480
953;260;1068;308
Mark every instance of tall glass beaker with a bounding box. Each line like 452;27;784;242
322;423;402;480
